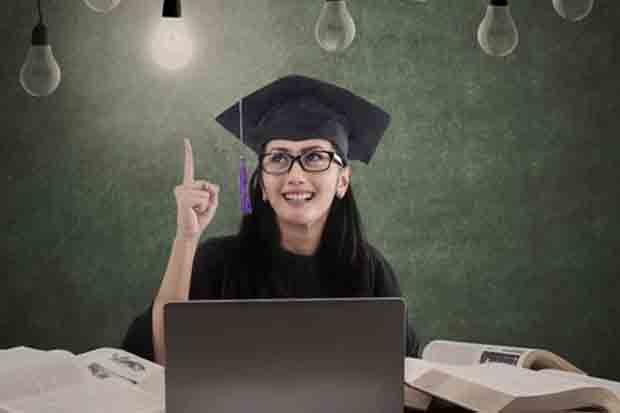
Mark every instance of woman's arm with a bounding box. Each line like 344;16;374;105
151;139;220;365
369;244;422;357
152;236;200;366
122;140;219;365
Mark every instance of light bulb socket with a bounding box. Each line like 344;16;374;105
31;22;48;45
162;0;182;17
490;0;508;6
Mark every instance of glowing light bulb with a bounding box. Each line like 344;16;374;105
552;0;594;22
83;0;121;13
151;17;193;70
315;0;356;53
477;0;519;57
20;22;61;97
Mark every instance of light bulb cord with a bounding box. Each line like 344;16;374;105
37;0;43;25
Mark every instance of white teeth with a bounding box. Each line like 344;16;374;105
284;193;313;201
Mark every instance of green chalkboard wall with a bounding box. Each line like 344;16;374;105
1;0;618;380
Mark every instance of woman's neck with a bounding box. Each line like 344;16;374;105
277;219;325;256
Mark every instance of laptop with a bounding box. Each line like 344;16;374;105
164;297;405;413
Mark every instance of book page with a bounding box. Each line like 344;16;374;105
404;357;437;381
76;348;164;401
0;348;71;374
422;340;585;374
3;380;163;413
421;340;535;366
405;358;619;412
0;346;46;358
403;385;432;411
405;358;514;411
0;405;23;413
407;358;596;397
0;351;87;403
541;369;620;396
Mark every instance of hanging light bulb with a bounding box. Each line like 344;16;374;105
477;0;519;57
20;0;61;97
152;0;193;70
552;0;594;22
315;0;356;53
83;0;121;13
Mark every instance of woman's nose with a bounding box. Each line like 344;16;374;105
286;159;307;182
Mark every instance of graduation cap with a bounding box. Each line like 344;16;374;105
215;74;391;164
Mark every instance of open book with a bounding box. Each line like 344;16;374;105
421;340;585;373
404;340;620;412
0;346;164;413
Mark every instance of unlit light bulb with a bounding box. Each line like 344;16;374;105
20;22;61;97
552;0;594;22
315;0;356;53
83;0;121;13
151;17;193;70
477;0;519;57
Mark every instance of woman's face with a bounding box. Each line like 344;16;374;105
261;138;351;232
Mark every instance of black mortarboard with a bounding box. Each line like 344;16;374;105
215;74;391;164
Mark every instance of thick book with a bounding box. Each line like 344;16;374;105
404;340;620;412
421;340;584;373
0;346;163;413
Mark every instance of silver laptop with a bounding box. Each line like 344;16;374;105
164;298;405;413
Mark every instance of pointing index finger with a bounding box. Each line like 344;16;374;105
183;138;194;185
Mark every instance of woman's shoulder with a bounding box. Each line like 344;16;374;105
198;234;240;250
363;241;399;288
194;234;241;262
364;241;392;267
190;235;241;299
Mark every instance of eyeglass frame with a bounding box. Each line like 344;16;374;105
258;150;346;175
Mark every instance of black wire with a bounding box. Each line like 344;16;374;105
37;0;43;24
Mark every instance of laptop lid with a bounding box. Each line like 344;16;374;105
164;297;405;413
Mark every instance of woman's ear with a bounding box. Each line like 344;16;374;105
336;166;351;199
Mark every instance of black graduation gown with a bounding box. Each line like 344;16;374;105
121;236;420;362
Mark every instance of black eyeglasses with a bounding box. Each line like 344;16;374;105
259;150;345;175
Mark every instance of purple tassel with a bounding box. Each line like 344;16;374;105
239;156;252;214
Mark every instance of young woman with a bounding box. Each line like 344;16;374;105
122;75;420;365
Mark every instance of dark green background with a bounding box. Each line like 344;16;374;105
1;0;618;380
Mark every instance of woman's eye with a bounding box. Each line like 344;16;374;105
305;152;325;162
271;153;288;163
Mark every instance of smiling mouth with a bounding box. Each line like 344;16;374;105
282;192;315;201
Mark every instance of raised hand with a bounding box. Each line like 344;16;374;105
173;139;219;241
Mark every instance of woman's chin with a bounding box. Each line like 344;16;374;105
276;209;327;230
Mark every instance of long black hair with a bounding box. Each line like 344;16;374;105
220;165;377;298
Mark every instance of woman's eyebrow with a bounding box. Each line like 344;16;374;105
269;145;328;153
